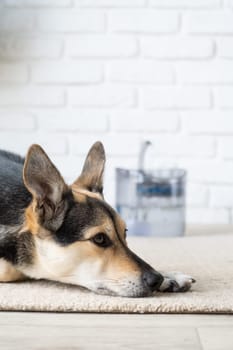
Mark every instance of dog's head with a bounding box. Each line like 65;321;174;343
22;142;163;297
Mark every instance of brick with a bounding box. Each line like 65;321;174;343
110;111;178;132
29;133;69;155
177;61;233;84
215;87;233;108
218;138;233;159
210;186;233;207
145;154;181;169
184;11;233;34
187;161;233;184
0;112;36;131
70;133;140;156
181;112;233;134
149;135;215;157
37;10;105;32
4;0;72;6
107;61;174;84
38;110;108;131
51;155;84;182
0;10;35;31
0;87;64;106
107;155;138;170
104;176;116;207
68;86;136;107
187;184;208;207
0;63;28;83
149;0;221;7
0;37;63;59
143;87;211;109
74;0;146;6
141;37;214;59
186;208;229;224
109;10;179;33
31;62;103;84
67;35;138;57
0;132;35;155
217;38;233;58
0;132;67;155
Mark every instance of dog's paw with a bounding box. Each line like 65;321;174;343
159;272;196;293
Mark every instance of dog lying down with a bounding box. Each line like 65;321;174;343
0;142;195;297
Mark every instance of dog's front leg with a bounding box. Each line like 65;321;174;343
0;258;26;282
158;272;196;292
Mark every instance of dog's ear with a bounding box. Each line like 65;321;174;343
23;144;68;230
73;141;106;197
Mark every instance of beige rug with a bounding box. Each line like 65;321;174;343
0;234;233;314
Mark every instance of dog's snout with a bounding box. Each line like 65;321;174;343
142;271;164;292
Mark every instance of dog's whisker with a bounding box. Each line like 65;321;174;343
0;142;195;298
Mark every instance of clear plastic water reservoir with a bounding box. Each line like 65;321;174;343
116;168;186;237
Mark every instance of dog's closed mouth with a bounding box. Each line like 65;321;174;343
0;141;195;297
95;286;156;298
95;287;118;296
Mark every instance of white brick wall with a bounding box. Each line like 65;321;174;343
67;35;138;57
1;0;233;225
31;62;103;83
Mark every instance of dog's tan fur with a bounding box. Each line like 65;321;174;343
0;258;25;282
20;189;142;295
0;142;195;296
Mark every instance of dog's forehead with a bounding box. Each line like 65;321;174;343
85;198;126;240
71;185;125;238
56;190;125;244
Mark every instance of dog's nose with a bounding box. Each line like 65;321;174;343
142;271;164;291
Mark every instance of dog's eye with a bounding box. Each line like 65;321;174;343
91;233;112;248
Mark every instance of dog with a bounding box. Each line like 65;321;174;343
0;142;195;297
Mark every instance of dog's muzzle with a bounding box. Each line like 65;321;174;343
142;270;164;292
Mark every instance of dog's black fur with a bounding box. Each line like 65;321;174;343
0;150;134;263
0;150;31;225
0;150;34;265
0;150;104;261
0;145;195;296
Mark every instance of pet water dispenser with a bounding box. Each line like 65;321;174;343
116;141;186;237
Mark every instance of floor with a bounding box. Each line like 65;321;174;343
0;312;233;350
